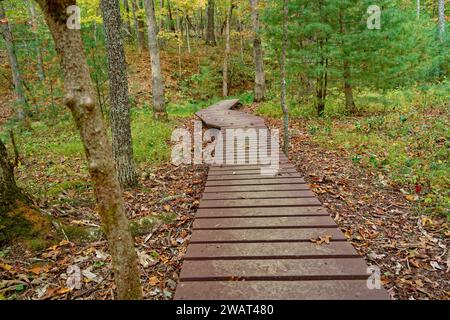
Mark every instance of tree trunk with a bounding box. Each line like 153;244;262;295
438;0;446;41
316;40;328;117
222;2;233;97
0;139;22;213
123;0;132;39
280;0;289;155
206;0;216;46
339;9;356;113
249;0;266;102
28;0;45;81
131;0;145;53
185;14;191;53
167;0;175;31
416;0;420;19
101;0;138;189
36;0;142;300
0;2;26;120
144;0;167;120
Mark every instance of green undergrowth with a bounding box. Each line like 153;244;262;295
257;84;449;217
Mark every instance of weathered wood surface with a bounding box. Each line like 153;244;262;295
175;100;390;300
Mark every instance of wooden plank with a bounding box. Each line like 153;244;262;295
199;198;322;209
190;228;345;243
203;184;310;193
184;242;359;260
195;207;329;218
193;216;337;229
202;190;315;200
206;178;306;186
209;164;296;172
208;168;297;176
175;280;390;300
207;172;302;181
179;258;369;281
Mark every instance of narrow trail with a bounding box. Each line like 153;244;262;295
175;100;390;300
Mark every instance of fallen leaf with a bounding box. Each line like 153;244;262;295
148;276;159;286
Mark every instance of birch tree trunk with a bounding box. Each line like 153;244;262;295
281;0;289;155
249;0;266;102
206;0;216;45
131;0;145;53
101;0;138;189
417;0;420;19
0;2;26;120
36;0;142;300
222;1;233;97
28;0;45;81
144;0;167;120
438;0;446;41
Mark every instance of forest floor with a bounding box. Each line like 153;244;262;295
1;41;448;300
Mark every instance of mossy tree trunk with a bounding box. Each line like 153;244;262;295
0;139;22;213
36;0;142;300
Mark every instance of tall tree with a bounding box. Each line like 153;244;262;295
100;0;138;188
35;0;142;300
222;1;234;97
144;0;167;119
206;0;216;45
0;2;26;120
28;0;45;81
339;6;356;113
280;0;289;154
131;0;146;52
250;0;266;102
438;0;446;41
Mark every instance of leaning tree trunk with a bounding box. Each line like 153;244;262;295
101;0;138;189
144;0;167;120
36;0;142;300
249;0;266;102
222;1;233;97
0;2;26;120
206;0;216;45
0;139;22;213
438;0;446;41
280;0;289;155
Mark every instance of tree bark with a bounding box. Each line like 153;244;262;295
0;139;23;214
0;2;26;120
28;0;45;81
36;0;142;300
101;0;138;189
222;1;233;97
206;0;216;45
144;0;167;120
249;0;266;102
438;0;446;41
280;0;289;155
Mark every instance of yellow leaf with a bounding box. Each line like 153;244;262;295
148;276;159;286
0;263;12;271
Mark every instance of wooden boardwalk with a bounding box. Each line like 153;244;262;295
175;100;390;300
